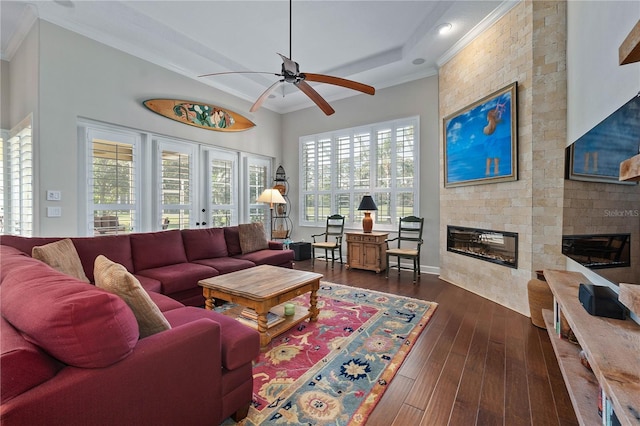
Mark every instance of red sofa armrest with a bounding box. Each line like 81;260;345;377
0;319;223;426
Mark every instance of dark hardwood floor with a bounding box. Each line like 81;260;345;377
293;259;578;426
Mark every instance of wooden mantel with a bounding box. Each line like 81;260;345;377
619;19;640;65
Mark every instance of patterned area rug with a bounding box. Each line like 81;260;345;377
220;282;438;425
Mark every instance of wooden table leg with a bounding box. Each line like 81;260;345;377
256;310;269;347
309;286;319;322
203;289;215;311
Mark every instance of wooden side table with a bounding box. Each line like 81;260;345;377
345;231;388;273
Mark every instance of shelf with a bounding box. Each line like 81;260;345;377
222;302;310;342
619;153;640;181
542;310;600;426
544;270;640;426
620;283;640;316
619;19;640;65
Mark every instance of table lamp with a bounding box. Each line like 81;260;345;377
357;195;377;233
257;188;286;239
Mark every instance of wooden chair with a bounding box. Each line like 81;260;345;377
386;216;424;282
311;214;345;268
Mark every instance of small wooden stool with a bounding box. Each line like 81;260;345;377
527;278;553;329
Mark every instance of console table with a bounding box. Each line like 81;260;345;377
543;270;640;426
345;231;388;273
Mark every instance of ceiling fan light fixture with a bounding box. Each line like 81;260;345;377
437;23;453;35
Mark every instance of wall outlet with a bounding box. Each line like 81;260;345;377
46;190;61;201
47;206;62;217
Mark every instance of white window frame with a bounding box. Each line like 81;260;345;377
299;116;420;231
2;115;34;236
154;137;198;230
202;146;239;227
243;154;272;225
80;119;275;235
82;125;142;236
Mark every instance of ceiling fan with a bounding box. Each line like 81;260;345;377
198;0;375;116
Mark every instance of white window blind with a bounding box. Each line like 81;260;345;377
88;128;139;235
206;148;238;227
157;139;195;230
3;116;33;236
299;116;419;230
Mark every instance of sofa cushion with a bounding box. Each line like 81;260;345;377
224;226;242;256
0;235;60;256
236;248;294;266
181;228;228;261
130;230;188;271
71;234;134;282
238;222;268;254
136;262;218;296
31;239;90;283
147;291;185;312
1;263;139;368
163;307;259;371
94;255;171;338
192;257;255;274
0;315;62;403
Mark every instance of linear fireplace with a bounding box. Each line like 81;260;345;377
447;225;518;268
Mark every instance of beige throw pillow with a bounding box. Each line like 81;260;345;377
94;255;171;338
238;222;269;254
32;239;90;283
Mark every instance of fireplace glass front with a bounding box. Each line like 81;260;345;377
447;225;518;268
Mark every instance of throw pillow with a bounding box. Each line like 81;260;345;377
32;239;90;283
238;222;269;254
94;255;171;338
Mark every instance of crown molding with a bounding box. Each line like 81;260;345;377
436;0;521;69
2;4;38;61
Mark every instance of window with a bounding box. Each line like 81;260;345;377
205;148;238;227
1;115;33;236
87;128;140;235
156;138;196;230
81;120;273;235
300;116;419;230
246;156;271;224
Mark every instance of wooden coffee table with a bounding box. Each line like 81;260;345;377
199;265;323;347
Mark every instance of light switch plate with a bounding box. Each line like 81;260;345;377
46;190;61;201
47;206;62;217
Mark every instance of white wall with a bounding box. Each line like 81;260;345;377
1;60;11;129
14;21;282;236
281;76;441;272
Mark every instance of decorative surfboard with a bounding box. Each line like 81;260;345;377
143;99;255;132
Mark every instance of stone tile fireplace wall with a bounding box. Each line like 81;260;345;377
439;1;567;315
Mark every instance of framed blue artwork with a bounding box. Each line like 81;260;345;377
567;93;639;184
444;82;518;187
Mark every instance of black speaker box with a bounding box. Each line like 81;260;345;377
578;283;627;320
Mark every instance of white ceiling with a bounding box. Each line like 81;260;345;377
1;0;516;114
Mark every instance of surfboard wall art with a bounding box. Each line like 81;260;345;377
143;99;255;132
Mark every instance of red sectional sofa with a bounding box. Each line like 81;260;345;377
1;226;294;306
0;226;294;425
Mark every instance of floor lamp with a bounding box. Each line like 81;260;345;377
257;188;286;239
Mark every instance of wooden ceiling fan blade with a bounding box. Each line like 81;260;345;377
303;73;375;95
198;71;280;78
250;80;283;112
295;81;335;116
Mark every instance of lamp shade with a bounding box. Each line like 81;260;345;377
357;195;377;233
257;188;286;207
357;195;377;211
